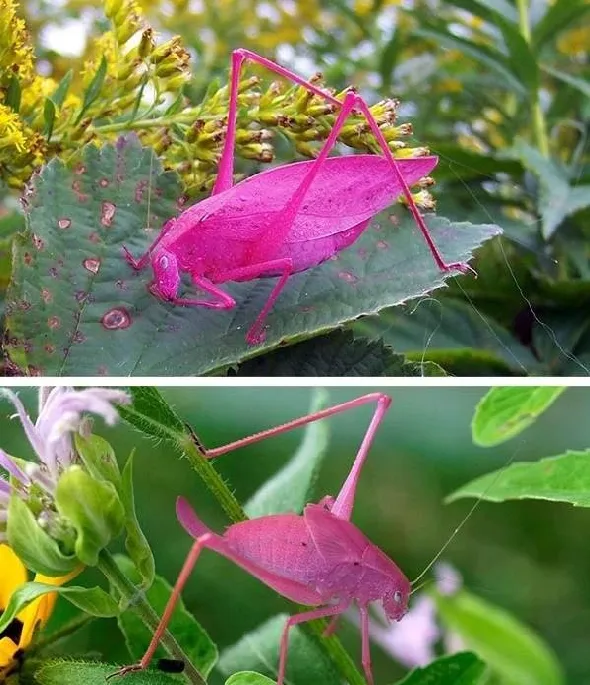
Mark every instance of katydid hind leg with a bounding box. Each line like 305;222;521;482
345;96;472;274
277;601;350;685
228;49;471;274
195;392;391;521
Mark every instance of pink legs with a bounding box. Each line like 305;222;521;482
277;601;350;685
360;606;374;685
215;48;470;273
214;258;295;344
196;392;392;523
110;536;212;679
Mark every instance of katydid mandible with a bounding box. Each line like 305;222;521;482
115;393;442;685
124;50;472;346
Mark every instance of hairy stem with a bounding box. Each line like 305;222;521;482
180;431;367;685
516;0;549;157
97;549;206;685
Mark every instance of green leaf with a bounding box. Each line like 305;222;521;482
7;494;79;576
5;75;21;112
234;330;446;376
35;660;180;685
51;69;74;108
354;298;538;376
447;449;590;507
433;589;564;685
115;555;218;677
542;65;590;99
472;386;565;446
4;137;500;376
118;386;186;442
121;453;155;587
533;0;590;50
76;56;107;123
226;674;276;685
449;0;538;92
510;138;590;239
379;29;403;90
394;652;486;685
245;388;330;517
414;25;526;95
56;466;125;566
218;614;341;685
74;433;122;489
43;98;57;141
0;583;118;636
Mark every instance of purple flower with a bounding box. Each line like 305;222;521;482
0;387;130;538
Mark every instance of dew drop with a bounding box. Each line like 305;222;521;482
32;234;44;250
101;201;116;227
101;307;131;330
48;316;60;329
83;258;101;273
376;240;389;250
44;344;56;354
338;271;358;284
99;178;109;187
58;217;71;229
41;288;52;303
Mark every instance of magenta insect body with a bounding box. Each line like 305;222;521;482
115;393;415;685
125;49;471;345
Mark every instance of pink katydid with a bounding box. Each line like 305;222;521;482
114;392;461;685
124;49;473;346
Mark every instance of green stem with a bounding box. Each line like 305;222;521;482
516;0;550;156
96;549;205;685
179;433;366;685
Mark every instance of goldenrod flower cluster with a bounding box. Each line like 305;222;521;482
0;0;432;209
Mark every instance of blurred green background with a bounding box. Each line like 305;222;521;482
2;386;590;682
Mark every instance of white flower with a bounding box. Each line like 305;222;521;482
0;387;130;538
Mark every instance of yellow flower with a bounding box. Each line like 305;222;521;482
0;0;35;83
0;545;80;674
557;25;590;57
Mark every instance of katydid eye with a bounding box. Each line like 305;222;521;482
159;256;169;269
393;591;402;603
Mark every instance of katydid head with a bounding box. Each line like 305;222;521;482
382;576;411;622
151;249;180;300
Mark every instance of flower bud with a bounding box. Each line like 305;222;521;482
138;28;155;58
55;465;125;567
